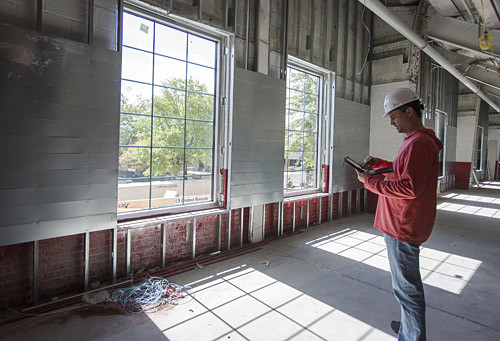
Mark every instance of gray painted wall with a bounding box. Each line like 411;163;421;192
0;23;120;246
332;97;370;192
231;68;285;209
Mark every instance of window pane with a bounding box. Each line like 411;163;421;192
123;13;154;51
286;171;303;188
121;80;152;114
154;55;186;87
153;86;185;118
288;152;302;171
304;113;317;132
186;92;214;120
118;147;151;211
303;152;316;171
188;34;216;67
288;131;303;151
288;89;303;111
184;148;213;203
303;132;316;151
285;65;321;193
304;73;319;93
304;92;318;113
120;114;151;147
155;24;187;60
153;117;185;147
122;47;153;83
288;110;303;131
289;68;304;89
187;64;215;94
186;121;213;148
151;148;184;208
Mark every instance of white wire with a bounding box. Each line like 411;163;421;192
358;0;371;75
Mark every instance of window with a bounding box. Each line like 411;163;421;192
118;11;229;217
284;58;331;194
476;126;484;171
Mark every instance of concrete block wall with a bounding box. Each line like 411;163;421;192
455;116;476;188
369;81;408;161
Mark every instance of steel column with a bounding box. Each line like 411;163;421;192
112;227;117;283
338;192;343;218
192;218;197;259
240;208;244;246
306;200;310;228
161;224;167;268
126;229;131;276
84;231;90;291
33;240;39;305
292;202;296;232
227;211;232;250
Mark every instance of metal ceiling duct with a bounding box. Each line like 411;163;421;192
358;0;500;113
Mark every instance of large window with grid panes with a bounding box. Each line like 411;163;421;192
284;58;331;195
118;9;230;218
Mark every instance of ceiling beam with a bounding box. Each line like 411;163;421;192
422;14;500;60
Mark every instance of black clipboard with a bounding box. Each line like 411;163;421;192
343;156;366;173
343;156;394;175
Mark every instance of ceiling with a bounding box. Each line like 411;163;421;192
382;0;500;126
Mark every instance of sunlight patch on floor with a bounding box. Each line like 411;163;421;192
308;230;482;295
151;265;393;340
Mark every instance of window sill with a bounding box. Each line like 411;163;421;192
283;192;330;204
117;207;229;230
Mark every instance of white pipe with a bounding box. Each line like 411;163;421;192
358;0;500;113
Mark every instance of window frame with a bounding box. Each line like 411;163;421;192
284;56;334;198
476;126;484;171
118;5;233;221
435;109;448;178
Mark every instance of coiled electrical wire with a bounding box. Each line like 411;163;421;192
109;276;190;314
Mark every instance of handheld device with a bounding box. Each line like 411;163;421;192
343;156;394;175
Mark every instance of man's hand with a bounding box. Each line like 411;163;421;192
356;170;370;183
361;156;380;170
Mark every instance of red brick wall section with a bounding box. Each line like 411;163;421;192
165;221;191;264
360;189;365;212
116;230;127;280
282;202;293;234
351;190;357;214
321;196;329;223
39;234;84;300
0;242;33;309
309;199;319;226
366;190;378;214
130;226;162;274
89;230;112;285
455;162;471;190
230;209;240;248
342;191;348;217
265;203;279;238
195;215;219;256
332;193;339;218
295;200;307;230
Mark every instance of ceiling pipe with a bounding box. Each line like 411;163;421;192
357;0;500;113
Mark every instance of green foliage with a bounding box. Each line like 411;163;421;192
119;78;214;176
286;68;319;173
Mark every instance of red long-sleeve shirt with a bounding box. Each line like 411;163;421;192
364;129;443;244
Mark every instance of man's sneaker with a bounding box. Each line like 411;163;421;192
391;320;401;335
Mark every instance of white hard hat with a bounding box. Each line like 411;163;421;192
383;88;420;116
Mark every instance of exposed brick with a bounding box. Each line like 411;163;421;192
0;242;33;308
39;234;84;300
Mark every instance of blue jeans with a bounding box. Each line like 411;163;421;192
384;234;426;341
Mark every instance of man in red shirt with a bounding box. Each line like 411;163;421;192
357;88;443;341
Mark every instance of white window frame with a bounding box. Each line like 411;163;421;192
435;110;448;178
476;126;484;171
118;5;234;221
284;56;334;198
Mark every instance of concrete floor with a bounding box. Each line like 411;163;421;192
1;182;500;340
